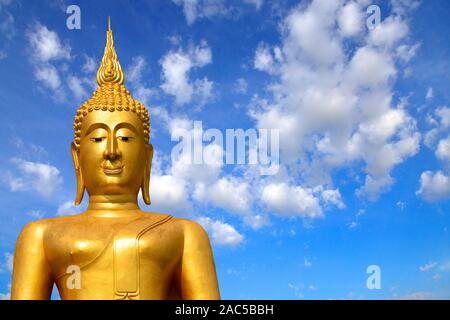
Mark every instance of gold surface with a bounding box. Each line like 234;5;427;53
10;18;220;300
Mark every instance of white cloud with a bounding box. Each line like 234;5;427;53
57;200;84;216
171;142;223;184
0;252;13;273
396;43;421;63
250;0;419;201
304;256;312;267
348;221;358;229
126;56;156;105
419;261;436;272
261;183;323;219
0;0;14;9
0;292;9;300
235;78;248;94
244;0;263;10
254;42;279;75
28;210;44;220
337;1;363;37
194;77;214;107
26;22;71;100
127;55;147;83
172;0;229;25
435;106;450;129
398;292;432;300
8;158;62;198
426;87;433;100
283;1;343;66
424;128;438;148
319;187;345;209
418;105;450;202
194;177;252;215
82;55;96;73
368;16;409;48
149;174;191;214
197;216;244;246
67;75;88;100
416;171;450;202
34;64;61;90
160;41;213;107
0;9;15;39
423;107;450;148
27;22;70;62
391;0;421;15
436;136;450;163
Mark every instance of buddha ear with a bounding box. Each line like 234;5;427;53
141;143;153;205
71;142;85;206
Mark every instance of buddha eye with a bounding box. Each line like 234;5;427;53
118;136;133;142
90;137;105;143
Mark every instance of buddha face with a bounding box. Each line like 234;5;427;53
71;110;153;199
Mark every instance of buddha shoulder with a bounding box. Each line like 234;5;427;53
15;215;80;244
15;218;50;245
170;217;211;244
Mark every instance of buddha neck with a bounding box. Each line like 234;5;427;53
86;194;140;217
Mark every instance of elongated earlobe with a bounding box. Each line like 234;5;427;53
71;142;85;206
141;144;153;205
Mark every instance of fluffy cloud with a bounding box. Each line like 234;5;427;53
172;0;229;25
173;0;262;24
160;41;213;107
337;1;363;37
7;158;62;198
235;78;248;94
416;171;450;202
57;200;85;216
251;0;419;201
197;216;244;246
418;106;450;202
368;16;409;48
34;64;61;90
419;261;437;272
27;23;70;62
126;56;156;105
67;75;88;100
0;252;13;273
0;8;15;40
28;210;44;220
149;174;191;214
436;136;450;163
194;177;252;215
261;183;323;218
26;22;71;100
244;0;263;10
254;43;281;75
82;55;97;73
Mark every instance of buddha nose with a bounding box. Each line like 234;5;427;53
103;136;121;160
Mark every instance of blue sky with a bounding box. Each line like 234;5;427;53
0;0;449;300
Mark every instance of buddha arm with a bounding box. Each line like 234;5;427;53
11;222;53;300
179;220;221;300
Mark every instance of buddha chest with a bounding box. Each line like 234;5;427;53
43;214;183;299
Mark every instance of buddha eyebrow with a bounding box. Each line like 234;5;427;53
84;123;109;137
114;122;138;134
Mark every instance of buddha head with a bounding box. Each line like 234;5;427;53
71;18;152;205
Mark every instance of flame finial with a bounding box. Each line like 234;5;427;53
74;17;150;152
96;17;124;86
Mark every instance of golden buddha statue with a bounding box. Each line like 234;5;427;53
10;18;220;300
